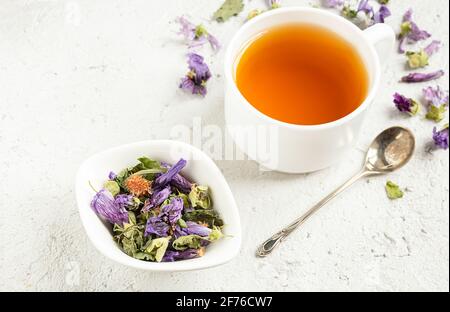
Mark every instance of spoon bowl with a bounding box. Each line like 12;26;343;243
364;127;415;174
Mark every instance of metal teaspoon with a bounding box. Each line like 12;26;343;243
256;126;415;257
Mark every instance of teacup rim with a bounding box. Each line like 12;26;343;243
224;6;381;131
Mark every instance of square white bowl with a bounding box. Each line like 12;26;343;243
75;140;242;271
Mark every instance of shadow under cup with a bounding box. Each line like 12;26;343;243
224;8;385;173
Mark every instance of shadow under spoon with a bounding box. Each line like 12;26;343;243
256;126;416;257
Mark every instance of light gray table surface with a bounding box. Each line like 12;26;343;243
0;0;448;291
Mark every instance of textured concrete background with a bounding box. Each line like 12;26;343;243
0;0;448;291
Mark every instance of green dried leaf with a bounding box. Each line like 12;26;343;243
177;218;188;228
127;157;165;180
103;180;120;196
132;168;165;176
385;181;404;200
137;157;161;170
113;212;146;257
426;105;447;123
142;237;171;262
400;22;412;37
194;24;208;38
177;192;190;208
115;168;132;189
189;185;211;209
409;100;420;116
137;210;150;226
208;226;223;242
342;5;358;19
172;235;204;251
183;209;224;227
121;237;138;256
213;0;244;22
128;211;137;225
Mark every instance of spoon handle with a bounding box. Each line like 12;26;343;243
256;169;371;257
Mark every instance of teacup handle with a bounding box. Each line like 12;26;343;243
363;23;395;66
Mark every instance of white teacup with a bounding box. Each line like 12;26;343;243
224;7;395;173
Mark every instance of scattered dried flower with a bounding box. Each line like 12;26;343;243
426;105;447;123
176;16;220;51
393;93;419;115
268;0;280;9
325;0;344;8
424;40;441;56
398;8;431;53
432;125;449;150
423;86;449;107
401;70;445;83
373;5;391;23
406;41;441;69
179;53;211;96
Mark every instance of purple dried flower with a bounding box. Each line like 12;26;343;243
174;225;187;238
325;0;344;8
423;86;449;107
162;249;200;262
170;174;193;193
373;5;391;24
159;162;193;193
424;40;441;57
179;53;211;96
185;221;212;236
357;0;373;14
142;185;171;212
114;194;134;206
155;158;187;188
177;16;196;41
206;34;220;51
174;221;212;239
401;70;445;83
144;216;170;237
176;16;220;51
403;7;412;21
108;171;117;180
399;9;431;53
393;93;419;115
187;54;210;79
90;189;129;225
407;23;431;42
432;126;449;150
161;197;184;225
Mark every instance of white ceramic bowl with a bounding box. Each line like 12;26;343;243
75;140;242;271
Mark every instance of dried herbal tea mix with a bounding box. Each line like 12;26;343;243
90;157;224;262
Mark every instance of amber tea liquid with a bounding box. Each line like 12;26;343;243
235;23;369;125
